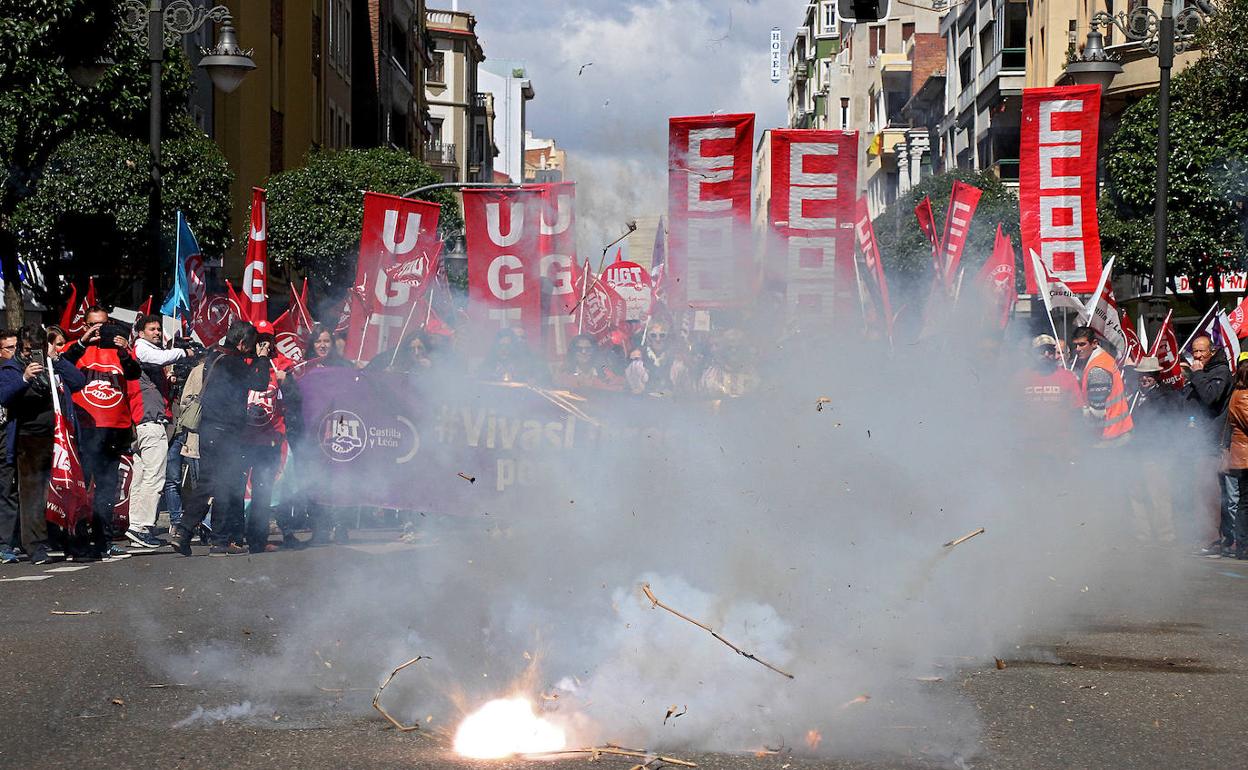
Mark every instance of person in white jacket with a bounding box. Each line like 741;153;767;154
127;314;200;548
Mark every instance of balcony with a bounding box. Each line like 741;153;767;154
879;52;910;75
978;47;1025;103
792;61;808;81
425;140;456;165
473;92;488;110
388;57;413;113
956;84;975;116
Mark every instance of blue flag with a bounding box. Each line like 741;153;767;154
160;211;201;318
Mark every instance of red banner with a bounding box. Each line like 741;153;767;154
346;192;442;362
1021;84;1103;293
940;180;983;288
272;281;315;363
914;197;940;271
239;187;268;324
534;182;579;358
853;197;892;335
463;186;545;346
769;129;858;323
1150;310;1185;389
59;278;97;339
975;225;1017;330
46;366;91;530
668;113;755;308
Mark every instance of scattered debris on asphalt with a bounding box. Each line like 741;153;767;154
663;704;687;725
50;610;98;616
995;658;1007;670
943;527;985;549
458;472;476;484
372;656;429;733
642;582;794;680
815;397;832;412
526;745;696;768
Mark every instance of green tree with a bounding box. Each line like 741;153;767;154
265;148;462;302
0;1;223;323
1101;0;1248;310
872;168;1020;307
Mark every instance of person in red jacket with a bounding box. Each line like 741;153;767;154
70;307;142;559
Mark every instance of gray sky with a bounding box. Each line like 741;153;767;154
469;0;806;245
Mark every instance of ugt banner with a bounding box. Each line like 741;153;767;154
534;182;580;358
769;129;858;322
346;192;442;362
1021;84;1103;294
668;113;755;308
463;186;547;345
239;188;268;324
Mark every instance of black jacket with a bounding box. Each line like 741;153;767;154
198;348;272;432
1132;385;1183;446
1183;350;1233;449
0;349;87;459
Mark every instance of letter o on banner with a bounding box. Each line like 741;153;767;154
488;254;525;301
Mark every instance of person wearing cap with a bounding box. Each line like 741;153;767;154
1070;325;1133;445
1020;334;1081;415
239;319;299;553
1127;355;1181;544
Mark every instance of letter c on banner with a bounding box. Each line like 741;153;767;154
488;254;524;300
243;260;265;301
382;210;421;255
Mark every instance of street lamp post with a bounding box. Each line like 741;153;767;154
119;0;255;301
1067;0;1214;332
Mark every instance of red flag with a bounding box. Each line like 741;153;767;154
1228;294;1248;338
769;129;859;325
1085;273;1142;365
668;113;755;308
1149;309;1186;389
138;295;153;316
577;267;628;342
939;180;983;288
239;188;268;324
45;365;91;530
914;197;940;271
1021;85;1103;293
1120;309;1146;367
346;192;443;362
463;186;545;346
195;291;241;346
272;282;316;363
975;225;1017;330
59;278;97;339
853;196;892;337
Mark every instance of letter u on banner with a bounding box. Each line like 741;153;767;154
463;187;545;346
1020;84;1102;294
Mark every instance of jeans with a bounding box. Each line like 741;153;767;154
1220;471;1240;545
175;426;246;547
0;427;19;549
161;431;196;527
77;424;129;551
242;441;280;551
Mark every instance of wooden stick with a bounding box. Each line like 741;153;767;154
526;746;697;768
942;527;985;548
372;656;429;733
641;583;794;680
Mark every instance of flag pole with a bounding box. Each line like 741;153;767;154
576;259;591;335
1030;251;1073;370
389;298;423;368
1178;303;1218;354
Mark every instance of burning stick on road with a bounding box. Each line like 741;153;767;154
942;527;985;549
641;583;795;680
50;610;99;616
528;746;697;768
457;472;476;484
372;656;429;733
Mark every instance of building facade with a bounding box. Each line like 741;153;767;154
479;60;534;183
523;131;565;183
424;8;492;182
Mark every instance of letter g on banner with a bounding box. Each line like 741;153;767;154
243;260;265;302
488;255;525;300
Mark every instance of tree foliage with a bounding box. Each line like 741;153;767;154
0;0;223;317
265;148;462;300
872;168;1021;291
1101;0;1248;307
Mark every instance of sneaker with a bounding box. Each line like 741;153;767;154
125;528;164;549
1199;540;1225;557
0;547;19;564
31;549;51;566
168;530;192;557
250;543;280;554
105;544;128;557
208;543;247;556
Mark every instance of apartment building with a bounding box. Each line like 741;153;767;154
355;0;435;155
479;60;535;184
936;0;1028;187
786;0;841;131
424;7;493;183
523;131;566;183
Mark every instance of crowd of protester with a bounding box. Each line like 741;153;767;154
0;305;1242;563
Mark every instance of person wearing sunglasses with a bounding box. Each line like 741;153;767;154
1070;326;1133;446
625;321;687;396
554;334;622;392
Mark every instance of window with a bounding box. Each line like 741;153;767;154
958;51;972;89
869;25;885;57
821;1;837;35
902;23;914;44
326;0;352;81
840;97;849;130
389;18;409;74
427;50;445;83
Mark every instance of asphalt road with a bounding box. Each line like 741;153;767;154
2;531;1247;770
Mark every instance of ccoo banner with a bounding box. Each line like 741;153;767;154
668;113;755;308
769;129;858;322
1020;84;1103;294
346;192;442;362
